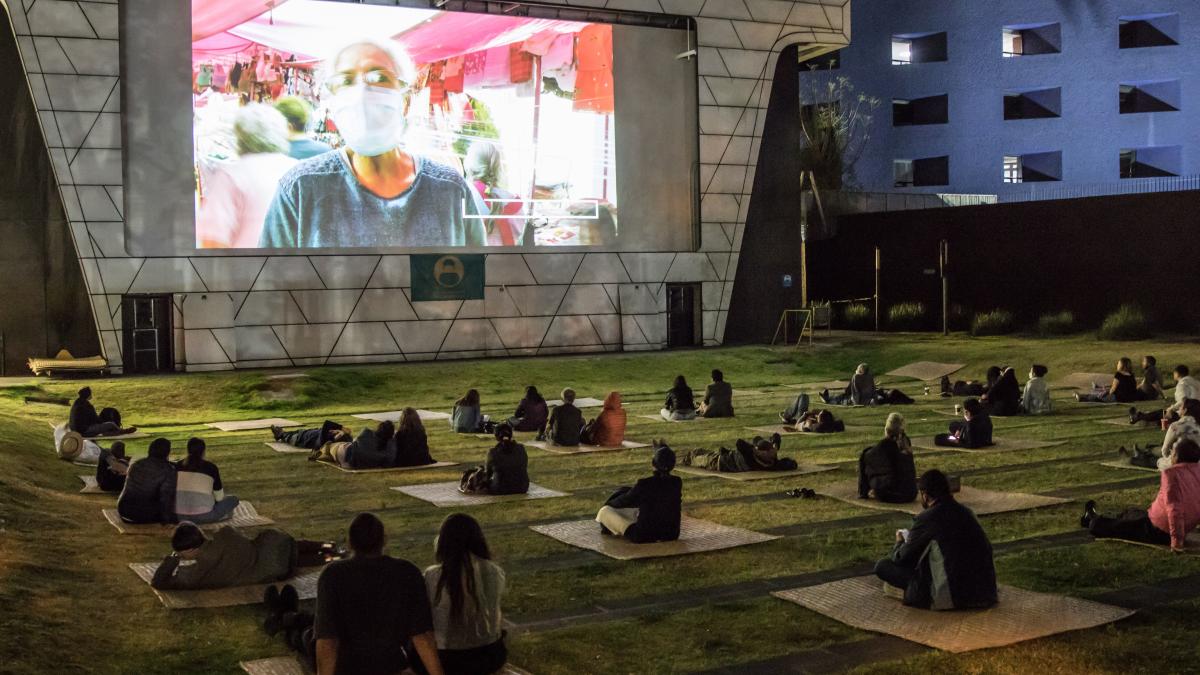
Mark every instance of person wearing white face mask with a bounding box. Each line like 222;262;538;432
259;40;486;248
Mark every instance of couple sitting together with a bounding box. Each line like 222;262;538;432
280;410;438;470
512;387;627;447
660;370;736;421
820;364;913;407
941;365;1053;416
116;437;240;525
779;393;846;433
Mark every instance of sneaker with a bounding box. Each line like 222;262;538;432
778;412;790;424
770;432;782;450
263;585;282;613
1080;500;1098;529
940;375;951;395
1074;393;1082;402
271;425;284;440
278;584;299;614
819;389;831;404
1117;446;1131;458
121;427;138;435
679;450;693;467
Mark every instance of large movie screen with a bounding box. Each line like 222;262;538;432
191;2;622;249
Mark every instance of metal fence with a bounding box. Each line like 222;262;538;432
995;175;1200;203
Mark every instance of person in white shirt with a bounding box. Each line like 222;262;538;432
1159;399;1200;471
417;514;507;675
1130;364;1200;425
1020;364;1053;415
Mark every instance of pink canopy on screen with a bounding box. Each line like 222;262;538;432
192;0;290;42
395;13;588;64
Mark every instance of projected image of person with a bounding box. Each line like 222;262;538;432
465;141;526;247
259;40;487;249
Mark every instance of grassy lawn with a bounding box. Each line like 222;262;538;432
3;333;1200;674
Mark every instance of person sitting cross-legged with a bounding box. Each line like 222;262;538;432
174;437;240;524
546;388;585;446
1021;364;1053;415
1083;439;1200;552
393;407;437;467
874;469;998;610
1076;357;1138;403
451;389;487;434
982;367;1021;417
698;369;734;418
264;513;447;675
1135;355;1165;401
821;364;875;406
1155;399;1200;471
596;444;682;543
1131;364;1200;425
679;433;798;473
69;386;136;438
507;385;548;440
580;391;626;447
933;398;993;449
660;375;697;421
95;440;130;493
151;522;336;590
117;437;177;524
272;420;348;450
858;413;918;503
459;424;529;496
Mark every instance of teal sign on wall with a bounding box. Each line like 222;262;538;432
410;254;486;302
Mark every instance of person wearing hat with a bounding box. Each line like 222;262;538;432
117;438;178;524
94;440;130;493
595;444;682;543
679;433;799;473
151;522;338;590
69;386;135;437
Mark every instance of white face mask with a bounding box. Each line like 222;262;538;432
329;85;406;157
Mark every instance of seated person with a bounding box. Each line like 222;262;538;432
779;392;810;425
795;409;845;433
680;433;798;473
821;364;880;406
95;440;130;493
314;421;396;470
933;398;993;448
1131;364;1200;425
1136;355;1164;401
1084;439;1200;552
69;386;136;438
393;408;437;467
151;522;336;590
175;438;240;524
272;420;348;450
117;438;177;524
546;388;584;446
580;391;626;447
451;389;486;434
1157;399;1200;471
460;424;528;495
660;375;697;421
1076;357;1138;403
874;470;998;610
264;513;445;675
596;445;682;543
1021;364;1053;415
859;413;918;503
982;367;1021;417
416;514;507;675
939;366;1000;398
507;386;548;438
698;369;734;418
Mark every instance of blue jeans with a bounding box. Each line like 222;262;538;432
186;495;240;524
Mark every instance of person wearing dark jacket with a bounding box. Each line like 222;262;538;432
546;388;585;445
95;441;130;493
982;367;1021;417
874;470;997;610
859;413;918;503
508;386;549;437
699;369;734;418
680;433;798;473
460;424;529;495
315;421;396;469
1077;357;1139;403
272;420;348;450
117;438;177;524
660;375;697;421
69;387;135;437
796;409;845;433
597;444;682;543
151;522;335;590
933;398;993;448
393;408;437;467
940;366;1000;398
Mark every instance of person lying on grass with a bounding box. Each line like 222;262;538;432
858;413;917;503
597;444;682;543
795;409;845;433
151;522;340;590
679;433;799;472
271;420;348;450
311;421;395;469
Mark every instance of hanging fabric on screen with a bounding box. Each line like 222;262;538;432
410;254;486;302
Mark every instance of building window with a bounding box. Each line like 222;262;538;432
1002;23;1062;57
892;32;947;65
1119;80;1181;114
894;156;949;187
1004;151;1062;183
1120;146;1181;178
1003;87;1062;120
1119;13;1179;49
893;94;949;126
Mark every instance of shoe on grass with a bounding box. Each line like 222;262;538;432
270;425;284;441
1080;500;1098;529
278;584;299;614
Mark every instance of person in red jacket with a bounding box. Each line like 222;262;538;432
581;391;626;446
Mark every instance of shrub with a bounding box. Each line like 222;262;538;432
843;302;873;330
1098;304;1151;341
948;303;971;332
1037;310;1077;336
971;309;1015;336
887;302;927;331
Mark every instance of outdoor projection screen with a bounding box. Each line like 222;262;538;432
121;0;699;255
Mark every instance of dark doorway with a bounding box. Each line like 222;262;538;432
666;283;700;348
121;295;173;373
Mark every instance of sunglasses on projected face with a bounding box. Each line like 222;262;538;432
325;68;410;93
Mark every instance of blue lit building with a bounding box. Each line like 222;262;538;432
806;0;1198;197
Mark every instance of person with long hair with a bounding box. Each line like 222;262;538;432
660;375;696;421
459;424;528;495
394;407;437;467
451;389;486;434
415;514;507;675
1077;357;1138;403
858;413;918;503
981;366;1021;417
313;421;396;469
174;437;240;524
507;385;548;437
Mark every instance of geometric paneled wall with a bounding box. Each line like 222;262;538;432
5;0;849;372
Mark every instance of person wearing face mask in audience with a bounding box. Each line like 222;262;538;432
259;40;486;248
